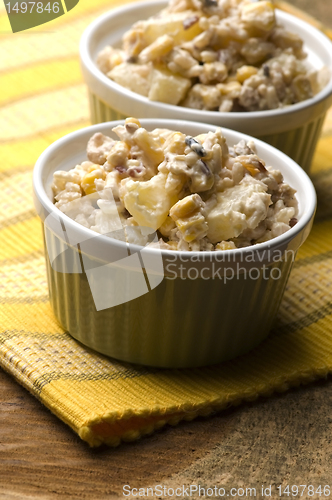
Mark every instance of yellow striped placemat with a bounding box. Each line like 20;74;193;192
1;1;332;447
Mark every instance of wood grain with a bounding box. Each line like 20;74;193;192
1;367;332;499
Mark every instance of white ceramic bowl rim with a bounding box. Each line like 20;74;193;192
79;0;332;121
33;119;316;264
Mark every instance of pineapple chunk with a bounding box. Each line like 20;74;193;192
108;62;151;97
206;180;271;243
143;12;202;46
148;67;191;105
240;1;275;33
121;173;178;230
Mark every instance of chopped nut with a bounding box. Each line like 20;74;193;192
185;136;206;157
128;165;146;178
183;16;199;30
236;154;267;174
115;165;127;176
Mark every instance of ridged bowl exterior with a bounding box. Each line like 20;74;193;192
258;114;326;173
44;224;294;368
89;92;326;173
34;119;316;369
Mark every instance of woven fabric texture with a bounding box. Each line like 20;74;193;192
1;0;332;447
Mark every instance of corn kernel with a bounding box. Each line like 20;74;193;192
176;213;208;242
241;1;275;32
87;164;102;173
167;240;178;250
217;81;242;98
125;117;141;127
134;128;164;166
159;216;176;237
236;65;258;83
81;168;106;195
139;34;174;63
169;194;208;242
170;194;204;220
163;132;187;155
215;241;237;251
235;155;267;176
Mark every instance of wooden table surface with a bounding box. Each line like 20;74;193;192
1;369;332;499
1;1;332;498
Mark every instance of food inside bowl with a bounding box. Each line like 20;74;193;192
52;118;298;251
96;0;329;112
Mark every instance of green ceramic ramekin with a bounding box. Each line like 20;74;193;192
33;119;316;368
79;0;332;173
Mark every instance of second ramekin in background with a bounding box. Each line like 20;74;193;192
80;0;332;173
33;119;316;368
